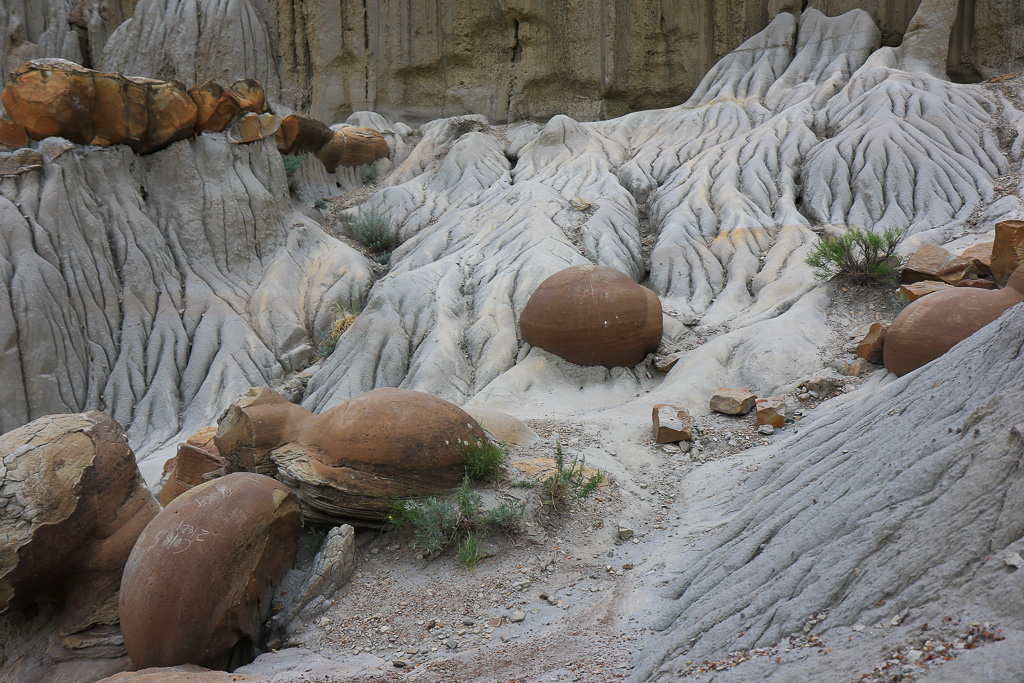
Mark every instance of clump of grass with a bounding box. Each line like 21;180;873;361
458;532;483;569
389;478;523;567
542;443;606;514
361;165;379;185
317;301;360;357
806;226;906;285
350;206;393;253
313;197;328;211
283;155;303;174
463;440;510;483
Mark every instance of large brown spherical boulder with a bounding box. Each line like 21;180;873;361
884;264;1024;376
215;387;487;524
0;412;159;681
119;473;302;670
519;265;663;368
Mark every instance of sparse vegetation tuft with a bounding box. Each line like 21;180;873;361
389;477;524;568
350;206;394;253
313;197;328;211
805;226;906;285
542;443;606;514
458;532;483;569
463;439;510;483
283;155;303;174
317;301;360;357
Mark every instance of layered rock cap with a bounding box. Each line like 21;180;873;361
215;387;488;524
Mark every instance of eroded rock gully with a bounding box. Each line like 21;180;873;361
0;0;1023;681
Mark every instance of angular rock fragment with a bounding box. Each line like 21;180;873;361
1;59;197;154
710;388;756;415
755;398;786;428
119;473;302;670
898;280;953;302
846;358;873;377
275;114;334;155
97;666;269;682
0;119;27;148
960;241;994;276
900;243;976;285
884;264;1024;376
0;412;159;682
991;220;1024;286
317;126;390;172
652;404;692;443
216;388;487;524
855;322;887;364
159;427;227;506
231;113;283;143
798;376;841;397
956;279;998;289
277;525;354;625
228;79;269;115
188;81;244;134
0;148;42;176
519;265;663;368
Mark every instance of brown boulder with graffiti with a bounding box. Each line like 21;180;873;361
0;412;159;682
884;264;1024;376
119;473;301;670
519;265;663;368
1;59;197;154
317;126;390;172
215;387;486;523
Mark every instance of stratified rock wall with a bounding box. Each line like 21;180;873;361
90;0;1023;124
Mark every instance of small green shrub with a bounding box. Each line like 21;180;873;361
454;478;482;518
542;443;606;514
283;155;303;174
805;226;906;285
350;206;393;252
313;197;328;211
362;166;379;185
458;532;483;568
390;480;522;566
374;252;391;265
481;499;524;530
392;497;461;557
463;440;510;483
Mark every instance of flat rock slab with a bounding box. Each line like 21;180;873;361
710;388;756;415
900;243;976;285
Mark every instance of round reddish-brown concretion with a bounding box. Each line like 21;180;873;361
519;265;663;368
119;473;301;670
884;264;1024;376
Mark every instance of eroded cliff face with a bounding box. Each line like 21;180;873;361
50;0;1015;124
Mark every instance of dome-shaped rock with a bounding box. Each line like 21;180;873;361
119;473;302;670
215;387;487;524
519;265;662;368
884;264;1024;376
97;665;268;682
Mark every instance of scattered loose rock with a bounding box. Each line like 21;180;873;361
755;398;786;428
855;322;888;364
991;219;1024;286
710;388;757;415
900;243;976;285
652;404;692;443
